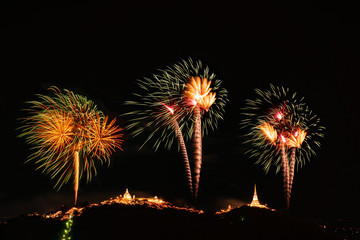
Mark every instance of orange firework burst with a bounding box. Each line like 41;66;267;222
37;110;74;153
19;87;123;205
258;122;277;145
287;129;307;148
184;76;217;111
87;114;124;160
184;77;212;104
198;92;216;111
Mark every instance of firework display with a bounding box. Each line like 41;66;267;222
18;87;123;204
240;84;324;209
125;58;228;199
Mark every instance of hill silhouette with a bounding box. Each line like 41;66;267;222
0;196;339;240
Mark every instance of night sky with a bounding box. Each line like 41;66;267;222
1;2;360;220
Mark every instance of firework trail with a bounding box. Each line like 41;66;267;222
74;150;80;205
240;84;324;209
164;103;194;195
192;104;202;198
19;87;123;204
184;76;217;198
287;129;306;197
287;106;323;199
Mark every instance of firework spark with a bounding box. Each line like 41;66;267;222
240;84;324;209
163;103;194;195
19;87;123;204
161;102;175;115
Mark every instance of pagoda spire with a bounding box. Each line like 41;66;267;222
247;184;275;210
249;184;261;207
123;188;132;200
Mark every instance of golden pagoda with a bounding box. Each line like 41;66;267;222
248;184;269;209
123;188;132;201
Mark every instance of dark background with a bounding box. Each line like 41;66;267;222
1;1;359;220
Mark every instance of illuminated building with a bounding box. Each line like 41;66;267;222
248;184;270;209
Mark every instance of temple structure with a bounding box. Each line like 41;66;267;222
123;188;132;200
248;184;269;209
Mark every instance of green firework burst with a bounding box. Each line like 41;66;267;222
124;58;228;151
